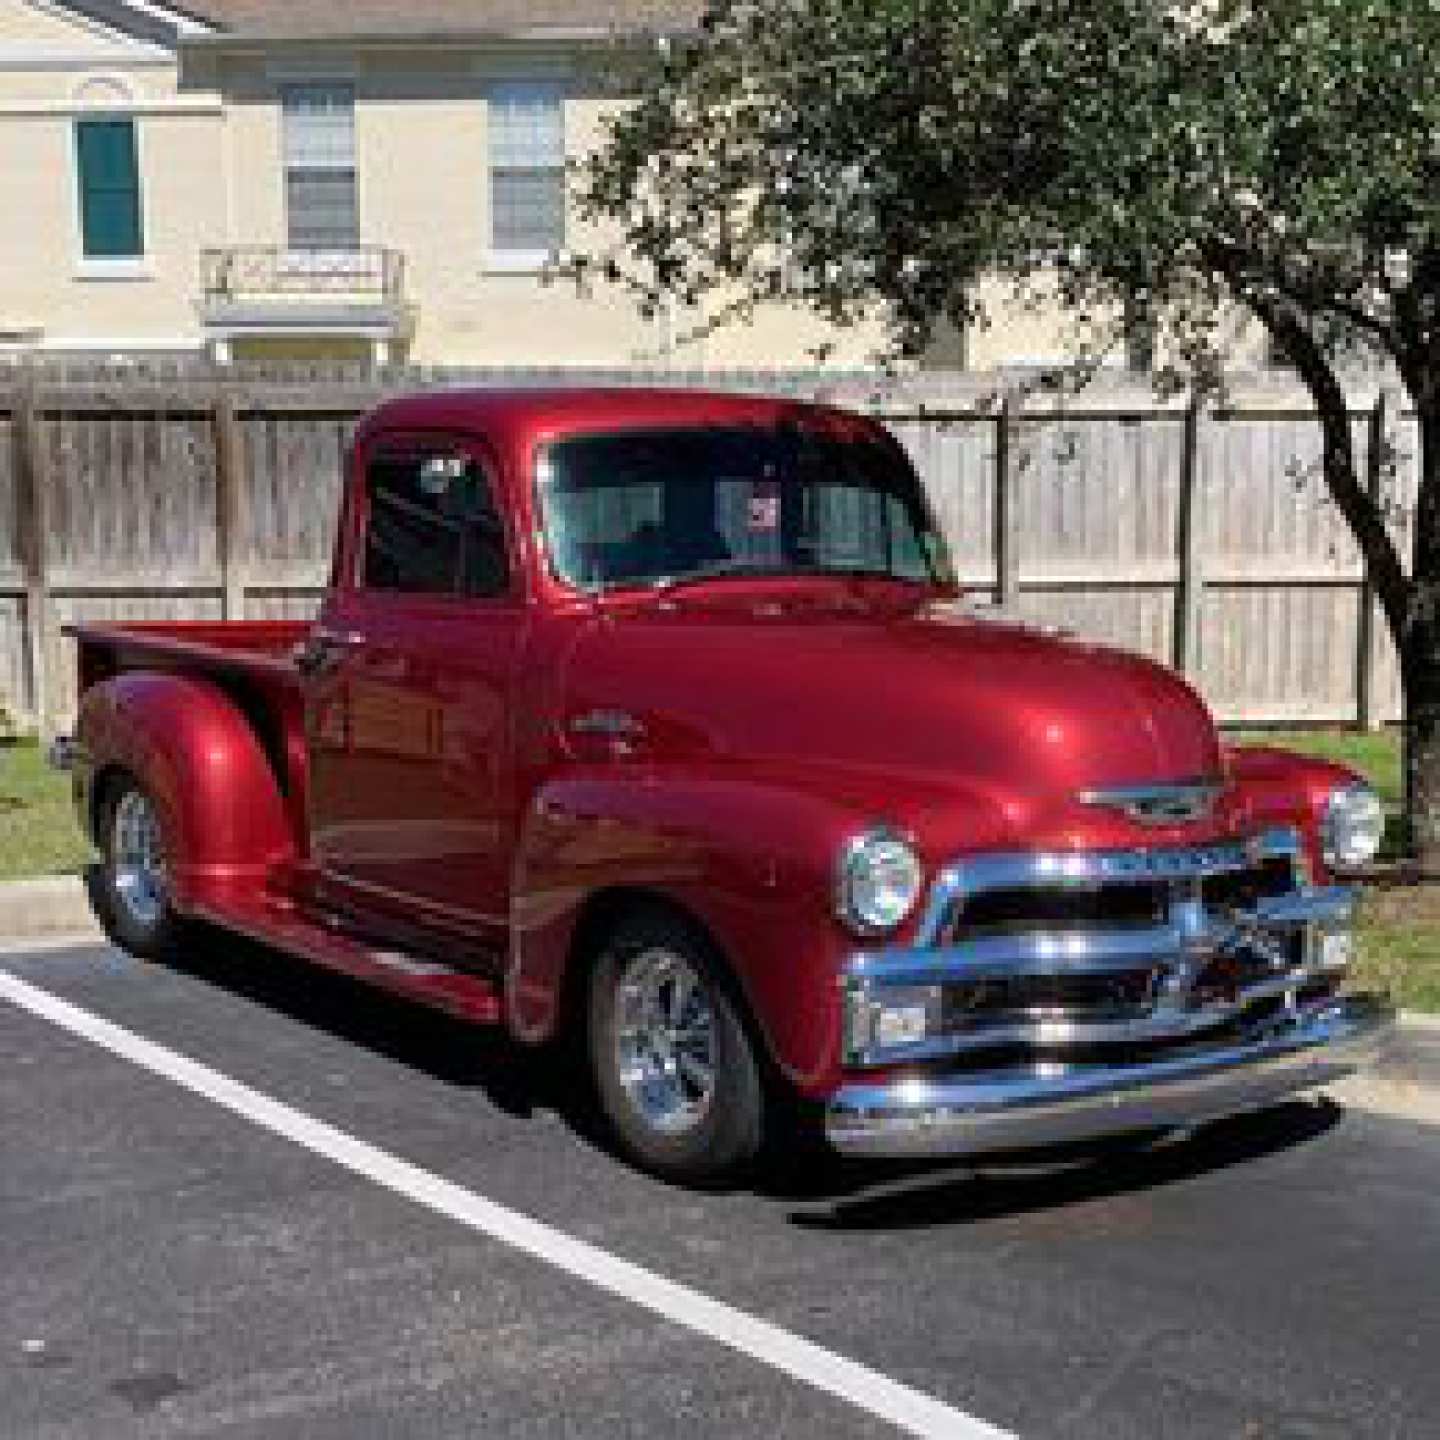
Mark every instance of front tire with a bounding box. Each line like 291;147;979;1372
94;774;186;960
586;908;765;1186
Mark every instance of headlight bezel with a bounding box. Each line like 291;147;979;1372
1320;781;1385;871
834;827;925;937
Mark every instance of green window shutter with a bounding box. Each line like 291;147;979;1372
76;120;143;259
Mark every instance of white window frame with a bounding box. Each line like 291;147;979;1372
70;104;153;282
281;80;360;255
485;80;566;273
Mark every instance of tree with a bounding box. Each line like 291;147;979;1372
577;0;1440;866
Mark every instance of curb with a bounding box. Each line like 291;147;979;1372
0;875;98;942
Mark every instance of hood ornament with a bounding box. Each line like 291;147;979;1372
1079;780;1224;826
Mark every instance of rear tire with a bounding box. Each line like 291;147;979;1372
93;774;187;961
586;907;765;1187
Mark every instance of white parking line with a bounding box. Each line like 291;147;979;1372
0;969;1015;1440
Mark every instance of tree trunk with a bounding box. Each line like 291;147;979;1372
1404;392;1440;870
1402;656;1440;871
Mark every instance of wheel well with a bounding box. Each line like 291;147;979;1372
557;887;667;1041
87;763;132;846
555;886;775;1078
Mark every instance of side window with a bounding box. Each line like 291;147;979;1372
362;445;509;599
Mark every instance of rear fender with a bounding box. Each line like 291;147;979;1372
77;672;296;912
508;768;865;1093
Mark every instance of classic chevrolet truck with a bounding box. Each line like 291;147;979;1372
56;387;1394;1184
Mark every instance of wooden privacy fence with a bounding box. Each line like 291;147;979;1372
0;367;1418;733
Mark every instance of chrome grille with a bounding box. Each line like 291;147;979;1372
933;846;1297;949
843;829;1356;1067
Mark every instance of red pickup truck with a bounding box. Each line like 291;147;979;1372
58;387;1393;1184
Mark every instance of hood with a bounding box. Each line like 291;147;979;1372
560;593;1226;845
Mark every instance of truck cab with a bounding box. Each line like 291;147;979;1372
61;388;1394;1185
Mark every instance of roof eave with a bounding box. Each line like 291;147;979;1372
181;25;696;52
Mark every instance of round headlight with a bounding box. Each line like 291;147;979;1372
836;829;924;936
1321;782;1385;869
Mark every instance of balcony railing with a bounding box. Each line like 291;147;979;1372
201;246;406;309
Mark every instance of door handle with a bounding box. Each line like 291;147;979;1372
295;626;366;676
314;626;366;651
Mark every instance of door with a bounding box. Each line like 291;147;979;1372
303;433;524;941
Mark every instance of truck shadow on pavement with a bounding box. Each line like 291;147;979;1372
139;918;1344;1222
777;1100;1341;1230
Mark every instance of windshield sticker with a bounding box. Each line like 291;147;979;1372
748;487;780;532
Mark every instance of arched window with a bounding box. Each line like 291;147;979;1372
72;76;144;261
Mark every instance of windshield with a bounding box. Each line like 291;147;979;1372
537;424;956;591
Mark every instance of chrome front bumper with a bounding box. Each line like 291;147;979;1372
825;993;1395;1157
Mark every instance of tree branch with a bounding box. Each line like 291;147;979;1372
1244;289;1410;639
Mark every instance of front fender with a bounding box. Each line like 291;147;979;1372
508;764;876;1093
1225;744;1364;879
77;672;296;912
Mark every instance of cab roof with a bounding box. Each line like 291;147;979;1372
355;387;889;457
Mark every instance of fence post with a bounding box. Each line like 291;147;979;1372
994;396;1020;608
12;389;53;737
1356;392;1387;731
214;393;248;622
1173;397;1204;679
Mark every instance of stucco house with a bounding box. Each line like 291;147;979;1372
0;0;1265;371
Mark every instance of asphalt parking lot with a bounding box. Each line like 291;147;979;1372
3;934;1438;1440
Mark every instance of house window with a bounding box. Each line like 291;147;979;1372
489;82;565;260
75;118;143;259
283;83;359;250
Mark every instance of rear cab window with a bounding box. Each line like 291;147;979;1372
360;439;510;600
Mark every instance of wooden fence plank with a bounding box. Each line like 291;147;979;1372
994;398;1019;608
12;394;53;734
1173;398;1204;679
215;395;248;621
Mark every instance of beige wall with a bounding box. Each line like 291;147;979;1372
0;0;223;353
0;3;1271;371
0;8;897;368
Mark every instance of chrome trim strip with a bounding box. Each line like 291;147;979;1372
825;995;1395;1158
843;963;1350;1065
1249;889;1353;929
1079;778;1224;826
849;924;1184;984
850;881;1351;983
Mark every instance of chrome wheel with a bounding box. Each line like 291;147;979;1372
613;947;717;1136
110;787;169;932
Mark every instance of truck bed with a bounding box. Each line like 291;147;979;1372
67;620;311;686
64;618;507;1026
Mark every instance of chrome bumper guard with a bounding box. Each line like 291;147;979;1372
826;994;1394;1157
827;830;1395;1158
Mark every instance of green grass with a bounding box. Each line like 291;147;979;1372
1351;887;1440;1014
0;740;92;883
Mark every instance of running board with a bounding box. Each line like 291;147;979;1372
188;891;504;1025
